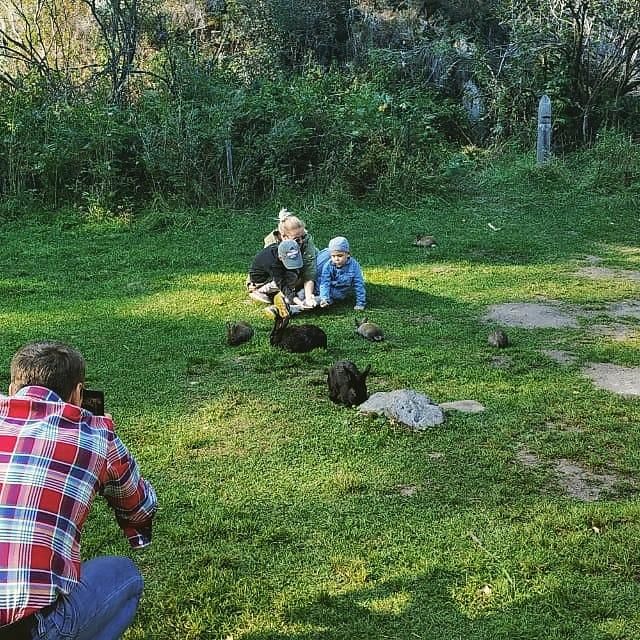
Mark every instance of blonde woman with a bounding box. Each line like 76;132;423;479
263;208;319;308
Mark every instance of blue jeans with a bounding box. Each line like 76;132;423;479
34;556;143;640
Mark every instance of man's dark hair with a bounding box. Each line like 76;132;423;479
10;341;86;401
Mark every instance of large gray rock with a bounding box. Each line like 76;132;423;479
358;389;445;431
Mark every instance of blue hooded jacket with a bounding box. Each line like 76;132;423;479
318;256;366;307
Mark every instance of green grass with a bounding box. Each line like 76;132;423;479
1;155;640;639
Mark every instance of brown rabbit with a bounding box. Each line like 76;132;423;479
355;318;384;342
226;321;254;346
488;329;509;348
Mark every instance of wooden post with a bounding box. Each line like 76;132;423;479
225;139;235;188
463;80;483;123
537;94;552;165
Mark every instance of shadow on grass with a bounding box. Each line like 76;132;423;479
240;569;622;640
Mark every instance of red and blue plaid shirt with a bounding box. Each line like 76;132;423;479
0;386;157;626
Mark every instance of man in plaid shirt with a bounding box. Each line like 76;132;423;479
0;341;158;640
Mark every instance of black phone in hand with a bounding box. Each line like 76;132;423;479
81;389;105;415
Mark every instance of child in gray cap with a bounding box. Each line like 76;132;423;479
318;236;366;311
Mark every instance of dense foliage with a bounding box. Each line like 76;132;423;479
0;0;638;211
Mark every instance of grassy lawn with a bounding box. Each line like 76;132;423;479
1;156;639;639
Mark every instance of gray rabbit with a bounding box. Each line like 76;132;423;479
355;317;384;341
488;329;509;348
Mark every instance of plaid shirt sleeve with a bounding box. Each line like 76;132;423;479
99;424;158;548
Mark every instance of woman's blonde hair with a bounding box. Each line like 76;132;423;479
278;207;294;222
278;213;306;236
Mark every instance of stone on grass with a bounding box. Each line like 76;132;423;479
358;389;444;431
439;400;485;413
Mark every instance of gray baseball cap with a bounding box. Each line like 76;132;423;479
278;239;303;269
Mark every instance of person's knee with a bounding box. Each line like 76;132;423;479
118;557;144;597
83;555;143;598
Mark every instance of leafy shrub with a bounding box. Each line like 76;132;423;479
572;130;640;194
0;64;470;209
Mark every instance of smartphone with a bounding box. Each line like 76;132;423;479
81;388;105;416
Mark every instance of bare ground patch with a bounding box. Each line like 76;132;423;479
576;266;640;283
484;302;579;329
484;303;640;392
516;448;622;501
553;459;618;502
516;448;540;468
606;301;640;320
395;484;419;497
582;363;640;397
543;419;585;433
540;349;577;365
588;323;639;341
490;354;512;368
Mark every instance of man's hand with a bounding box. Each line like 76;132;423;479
320;299;330;308
304;298;318;309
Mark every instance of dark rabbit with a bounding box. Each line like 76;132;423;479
413;234;437;247
488;329;509;348
270;315;327;353
226;321;254;346
355;317;384;342
327;360;371;407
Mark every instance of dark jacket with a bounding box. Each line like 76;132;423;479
249;244;302;300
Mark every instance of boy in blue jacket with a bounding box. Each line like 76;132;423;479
318;236;366;311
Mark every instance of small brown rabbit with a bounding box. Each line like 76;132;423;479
226;321;254;346
413;234;436;248
355;318;384;342
487;329;509;348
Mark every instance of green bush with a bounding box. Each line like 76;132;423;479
0;66;471;210
572;130;640;194
0;89;146;213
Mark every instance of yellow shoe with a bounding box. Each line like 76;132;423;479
263;305;277;320
273;292;290;319
249;291;272;304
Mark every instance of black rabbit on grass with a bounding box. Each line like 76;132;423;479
327;360;371;407
270;313;327;353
